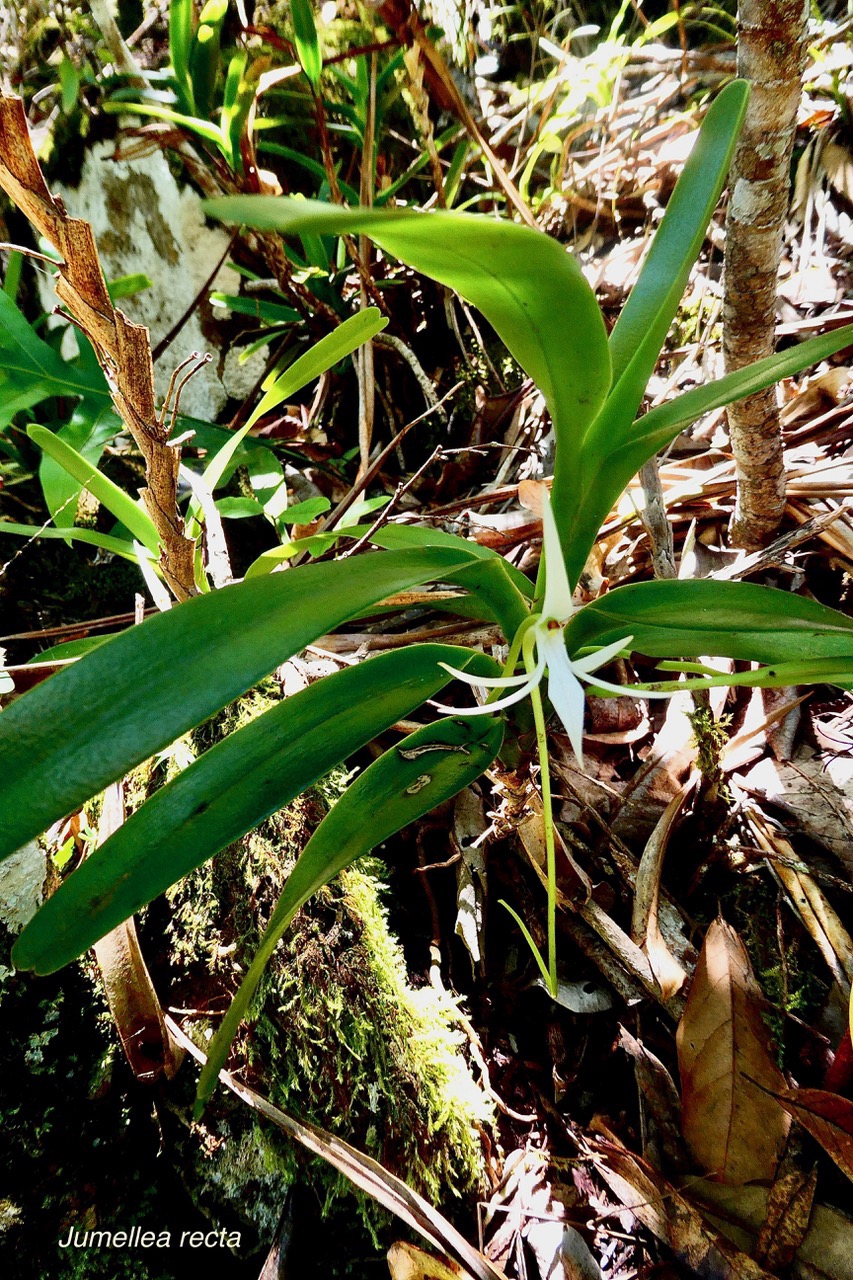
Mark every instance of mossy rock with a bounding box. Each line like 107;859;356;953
159;687;492;1267
0;684;492;1276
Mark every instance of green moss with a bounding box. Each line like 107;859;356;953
160;688;492;1266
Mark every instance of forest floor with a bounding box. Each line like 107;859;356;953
3;3;853;1279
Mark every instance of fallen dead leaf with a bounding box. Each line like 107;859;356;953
691;1182;853;1280
618;1026;687;1172
748;808;853;995
632;785;692;1001
771;1088;853;1186
753;1159;817;1271
676;917;790;1184
742;751;853;878
590;1131;776;1279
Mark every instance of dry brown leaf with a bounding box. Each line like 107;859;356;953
691;1182;853;1280
388;1242;474;1279
676;917;790;1184
632;786;691;1001
772;1088;853;1186
748;809;853;994
618;1026;687;1172
753;1160;817;1271
590;1133;776;1279
743;751;853;878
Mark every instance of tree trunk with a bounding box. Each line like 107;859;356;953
723;0;809;548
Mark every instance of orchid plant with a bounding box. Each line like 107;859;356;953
7;79;853;1114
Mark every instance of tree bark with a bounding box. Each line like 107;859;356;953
723;0;809;548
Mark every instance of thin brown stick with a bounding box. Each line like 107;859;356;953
0;93;197;599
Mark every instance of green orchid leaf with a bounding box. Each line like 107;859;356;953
0;547;477;859
290;0;323;89
189;0;228;119
0;289;109;407
169;0;196;112
201;196;612;521
247;307;387;431
102;99;224;147
370;523;534;600
26;635;112;663
221;51;257;172
567;320;853;588
0;521;143;561
599;81;748;418
39;402;122;529
28;424;160;554
564;579;853;668
198;309;387;515
616;321;853;467
12;644;499;976
196;711;504;1113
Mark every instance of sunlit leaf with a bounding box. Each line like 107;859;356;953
12;645;499;976
0;547;477;859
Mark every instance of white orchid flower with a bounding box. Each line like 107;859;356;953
436;488;670;765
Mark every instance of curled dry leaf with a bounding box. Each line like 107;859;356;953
618;1025;688;1173
676;917;790;1184
632;785;691;1001
743;751;853;879
771;1088;853;1186
748;808;853;995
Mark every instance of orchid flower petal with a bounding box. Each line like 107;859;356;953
571;635;634;675
433;648;546;717
540;488;574;621
540;629;586;765
437;660;532;689
577;671;678;699
432;675;541;718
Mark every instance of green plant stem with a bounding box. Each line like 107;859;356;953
524;630;557;997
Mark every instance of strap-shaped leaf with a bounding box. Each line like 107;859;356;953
202;195;611;509
290;0;322;89
28;424;160;553
614;320;853;468
169;0;195;112
597;81;748;420
371;523;533;598
0;547;475;858
189;0;229;120
196;712;505;1113
12;644;499;976
0;521;141;560
564;578;853;666
199;309;389;510
565;319;853;588
39;403;121;530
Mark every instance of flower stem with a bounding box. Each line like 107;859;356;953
524;631;558;997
